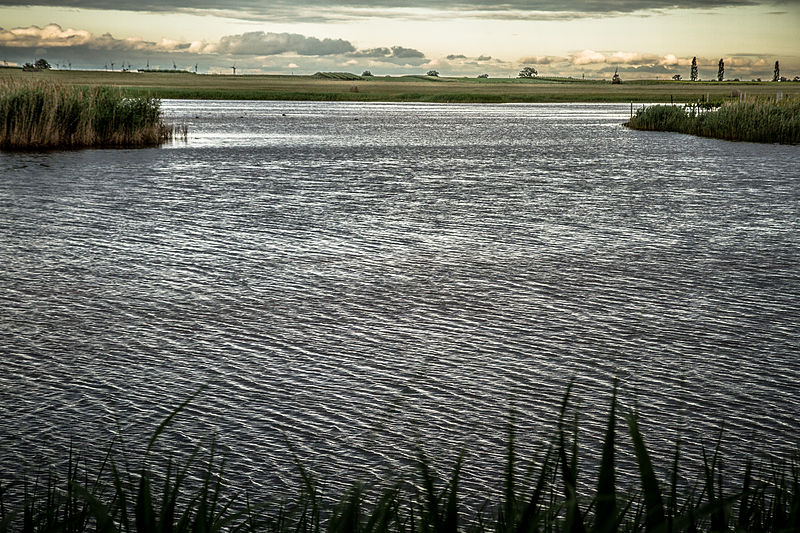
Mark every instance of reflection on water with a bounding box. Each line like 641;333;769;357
1;101;798;505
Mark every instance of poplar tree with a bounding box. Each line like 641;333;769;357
717;58;724;82
691;56;698;81
773;61;780;82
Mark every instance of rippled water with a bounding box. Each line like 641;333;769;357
1;101;798;505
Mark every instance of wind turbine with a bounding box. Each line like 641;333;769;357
172;60;177;70
194;63;198;73
231;64;237;75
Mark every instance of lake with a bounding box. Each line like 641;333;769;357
1;101;798;506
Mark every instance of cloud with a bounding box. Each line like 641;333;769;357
0;0;776;23
390;46;425;58
349;47;392;58
0;24;430;71
566;50;699;68
344;45;427;65
212;31;354;56
1;22;793;79
0;24;92;47
443;53;494;63
570;49;607;65
519;55;565;65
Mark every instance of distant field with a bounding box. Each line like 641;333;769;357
2;68;800;103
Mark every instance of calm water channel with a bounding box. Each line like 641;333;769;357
1;101;798;505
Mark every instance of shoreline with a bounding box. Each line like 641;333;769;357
3;68;800;103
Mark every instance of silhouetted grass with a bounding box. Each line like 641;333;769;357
1;384;797;532
0;79;176;149
625;97;800;144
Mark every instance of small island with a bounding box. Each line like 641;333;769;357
625;97;800;144
0;79;177;149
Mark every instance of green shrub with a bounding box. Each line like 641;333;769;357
626;97;800;144
0;79;175;149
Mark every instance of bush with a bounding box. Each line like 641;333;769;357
0;80;175;149
626;97;800;144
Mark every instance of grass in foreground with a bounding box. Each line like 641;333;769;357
0;80;176;149
625;97;800;144
1;382;798;532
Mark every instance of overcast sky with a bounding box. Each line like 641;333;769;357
0;0;797;78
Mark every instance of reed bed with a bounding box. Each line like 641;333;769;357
0;80;175;149
625;97;800;144
1;383;798;532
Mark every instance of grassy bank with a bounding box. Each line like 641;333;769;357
3;69;800;103
2;384;797;532
0;80;176;149
625;97;800;144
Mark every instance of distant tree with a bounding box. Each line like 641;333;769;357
426;70;439;77
773;61;780;82
717;58;724;82
361;70;373;77
34;58;51;70
690;56;698;81
672;74;682;80
477;73;489;78
518;66;538;78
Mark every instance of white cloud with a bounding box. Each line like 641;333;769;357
571;49;606;65
0;24;91;47
519;55;565;65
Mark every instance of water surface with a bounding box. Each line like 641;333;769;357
1;101;798;504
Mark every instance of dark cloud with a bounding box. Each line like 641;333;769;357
476;55;492;61
349;47;392;57
0;24;431;71
0;0;775;22
446;54;467;60
345;45;427;64
215;31;354;56
390;46;424;58
519;55;565;65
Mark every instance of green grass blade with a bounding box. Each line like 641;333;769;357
500;416;516;532
513;446;553;533
135;469;156;533
416;446;440;533
592;380;617;533
625;410;665;532
442;452;463;533
146;385;207;456
667;439;680;533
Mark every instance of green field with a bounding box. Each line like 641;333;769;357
3;67;800;103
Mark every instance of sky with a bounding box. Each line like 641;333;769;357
0;0;798;79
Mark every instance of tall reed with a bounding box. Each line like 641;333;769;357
1;384;797;532
625;97;800;144
0;79;175;149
